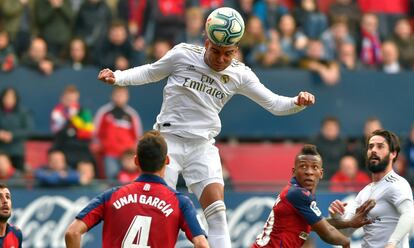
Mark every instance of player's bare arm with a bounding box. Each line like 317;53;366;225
328;199;376;229
311;218;350;247
98;68;116;85
295;91;315;106
65;219;88;248
192;235;210;248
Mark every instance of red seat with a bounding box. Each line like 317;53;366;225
24;141;52;170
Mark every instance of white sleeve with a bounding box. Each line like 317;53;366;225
237;71;305;115
388;199;414;245
114;47;176;86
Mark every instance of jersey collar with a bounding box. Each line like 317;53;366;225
136;174;168;186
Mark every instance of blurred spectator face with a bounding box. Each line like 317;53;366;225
306;40;324;59
70;39;86;63
153;41;172;60
121;151;138;173
238;0;254;13
246;16;264;38
339;155;358;179
279;15;296;36
332;22;349;41
77;161;95;184
2;89;17;110
186;7;203;35
381;41;399;65
364;118;382;138
394;19;412;40
109;25;127;46
61;88;80;107
48;151;67;171
361;14;378;34
301;0;316;11
0;154;13;178
321;119;340;140
112;87;129;107
339;42;355;61
29;38;47;62
0;31;9;50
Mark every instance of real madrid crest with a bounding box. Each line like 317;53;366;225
221;75;229;84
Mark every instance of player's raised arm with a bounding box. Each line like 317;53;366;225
98;68;116;85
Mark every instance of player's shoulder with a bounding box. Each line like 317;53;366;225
174;42;204;55
384;171;412;191
285;184;313;204
8;223;22;236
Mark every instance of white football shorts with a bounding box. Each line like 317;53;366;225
161;133;224;198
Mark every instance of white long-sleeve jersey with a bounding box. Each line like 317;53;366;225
114;43;305;140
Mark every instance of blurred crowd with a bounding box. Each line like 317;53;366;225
1;0;414;189
0;0;414;85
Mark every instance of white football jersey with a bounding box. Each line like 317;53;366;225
114;43;305;140
355;170;413;248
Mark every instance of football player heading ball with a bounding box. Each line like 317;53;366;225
98;7;315;248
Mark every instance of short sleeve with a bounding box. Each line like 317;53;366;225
286;187;323;225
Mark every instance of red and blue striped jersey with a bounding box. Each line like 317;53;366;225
253;177;323;248
0;223;22;248
77;174;205;248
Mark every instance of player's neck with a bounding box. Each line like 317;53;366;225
371;166;393;182
0;222;7;237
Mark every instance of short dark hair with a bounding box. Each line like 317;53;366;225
367;129;400;163
0;183;8;190
136;130;168;173
299;144;321;157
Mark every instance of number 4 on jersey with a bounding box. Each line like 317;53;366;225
122;215;152;248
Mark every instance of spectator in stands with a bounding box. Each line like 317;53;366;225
94;86;142;179
253;0;288;33
278;14;308;64
34;0;74;58
380;40;402;73
94;20;133;70
391;17;414;69
117;149;140;184
337;42;364;70
51;85;95;168
404;123;414;186
65;38;90;71
259;34;290;67
34;149;83;187
20;37;56;75
0;0;35;57
299;39;340;85
73;0;112;52
359;13;382;68
310;116;347;180
175;7;205;46
0;30;17;72
347;116;383;170
239;16;268;67
0;152;21;180
146;39;173;63
51;85;80;134
76;160;95;186
330;155;371;192
321;18;355;60
233;0;255;25
327;0;361;38
0;87;33;172
292;0;328;38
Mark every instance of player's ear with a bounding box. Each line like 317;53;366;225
165;155;170;165
134;155;139;166
320;167;324;180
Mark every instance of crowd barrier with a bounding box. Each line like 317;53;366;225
1;67;413;139
9;188;414;248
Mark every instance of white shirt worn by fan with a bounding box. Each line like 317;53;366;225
113;43;305;140
339;170;414;248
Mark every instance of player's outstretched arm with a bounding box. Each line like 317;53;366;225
192;235;210;248
312;218;350;247
98;68;116;85
65;219;88;248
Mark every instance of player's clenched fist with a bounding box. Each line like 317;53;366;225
295;91;315;106
98;68;116;85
